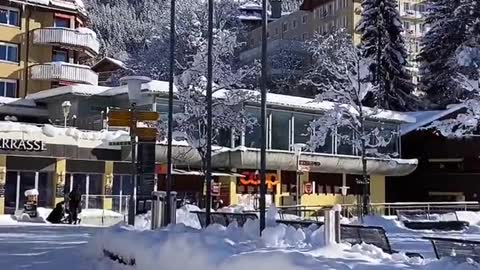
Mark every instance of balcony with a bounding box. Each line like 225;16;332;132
30;62;98;85
33;27;100;56
400;10;424;20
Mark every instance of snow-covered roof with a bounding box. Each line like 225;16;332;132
25;81;177;101
25;85;110;100
400;104;466;135
239;2;263;10
0;97;37;107
20;0;86;14
91;57;127;71
214;90;416;124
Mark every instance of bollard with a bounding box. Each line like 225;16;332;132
169;191;177;225
151;191;177;229
324;210;335;246
151;191;166;230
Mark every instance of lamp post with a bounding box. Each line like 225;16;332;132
293;143;306;216
120;75;152;226
61;101;71;128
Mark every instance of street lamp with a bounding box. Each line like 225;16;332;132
119;75;152;226
62;101;71;128
293;143;306;215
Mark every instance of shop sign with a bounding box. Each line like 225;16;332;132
240;171;279;190
0;139;46;151
304;183;313;194
299;160;321;167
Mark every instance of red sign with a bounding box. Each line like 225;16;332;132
304;183;313;194
239;171;279;190
211;183;221;196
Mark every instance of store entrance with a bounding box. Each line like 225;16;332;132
4;171;52;214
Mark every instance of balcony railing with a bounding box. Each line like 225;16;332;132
33;27;100;56
30;62;98;85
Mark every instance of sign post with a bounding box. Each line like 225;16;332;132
108;109;159;226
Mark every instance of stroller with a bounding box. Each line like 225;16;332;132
46;200;82;224
46;201;69;224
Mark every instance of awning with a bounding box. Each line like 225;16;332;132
172;169;243;177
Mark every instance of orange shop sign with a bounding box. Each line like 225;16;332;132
239;171;279;190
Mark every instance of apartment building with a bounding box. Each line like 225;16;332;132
242;0;427;85
0;0;99;98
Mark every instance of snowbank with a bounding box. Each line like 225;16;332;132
88;220;479;270
135;204;202;230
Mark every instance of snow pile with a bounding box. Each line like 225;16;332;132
0;121;128;142
352;215;411;233
86;220;480;270
135;204;202;230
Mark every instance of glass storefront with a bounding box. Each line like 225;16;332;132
4;171;53;214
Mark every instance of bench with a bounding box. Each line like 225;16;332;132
341;224;423;258
192;211;258;228
276;219;324;229
397;210;470;231
424;237;480;262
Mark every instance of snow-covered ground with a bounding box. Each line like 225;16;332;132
3;208;480;270
0;224;102;270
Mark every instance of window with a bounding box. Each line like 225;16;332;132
52;49;68;62
343;0;348;8
335;0;339;10
54;17;70;28
0;7;19;27
328;4;333;15
343;16;348;28
0;42;18;62
293;20;297;29
420;23;426;33
418;4;426;13
302;33;308;40
403;2;410;12
302;15;307;24
283;22;288;32
403;21;410;31
271;111;291;150
0;79;17;97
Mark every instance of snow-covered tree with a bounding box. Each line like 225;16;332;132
356;0;416;111
172;28;258;171
304;30;396;219
418;0;466;106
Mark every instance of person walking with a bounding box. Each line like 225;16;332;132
68;185;82;224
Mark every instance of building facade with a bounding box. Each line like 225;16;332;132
0;81;418;214
242;0;427;85
0;0;99;98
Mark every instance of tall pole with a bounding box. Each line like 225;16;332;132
205;0;214;226
166;0;176;225
259;0;268;234
128;103;137;226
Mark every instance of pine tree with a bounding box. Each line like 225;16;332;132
418;0;466;106
356;0;416;111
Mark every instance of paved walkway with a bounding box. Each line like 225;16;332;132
0;224;104;270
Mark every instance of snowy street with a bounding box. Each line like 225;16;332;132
0;225;103;270
2;210;480;270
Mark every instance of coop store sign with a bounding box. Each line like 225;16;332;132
0;139;46;151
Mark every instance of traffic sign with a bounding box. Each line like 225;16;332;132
107;118;132;127
136;127;157;140
108;111;159;122
108;111;132;120
136;112;159;121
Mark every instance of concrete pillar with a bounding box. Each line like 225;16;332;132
103;161;114;210
370;175;386;203
0;155;6;215
275;169;282;206
55;159;66;205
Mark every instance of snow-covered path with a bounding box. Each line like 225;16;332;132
0;225;103;270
